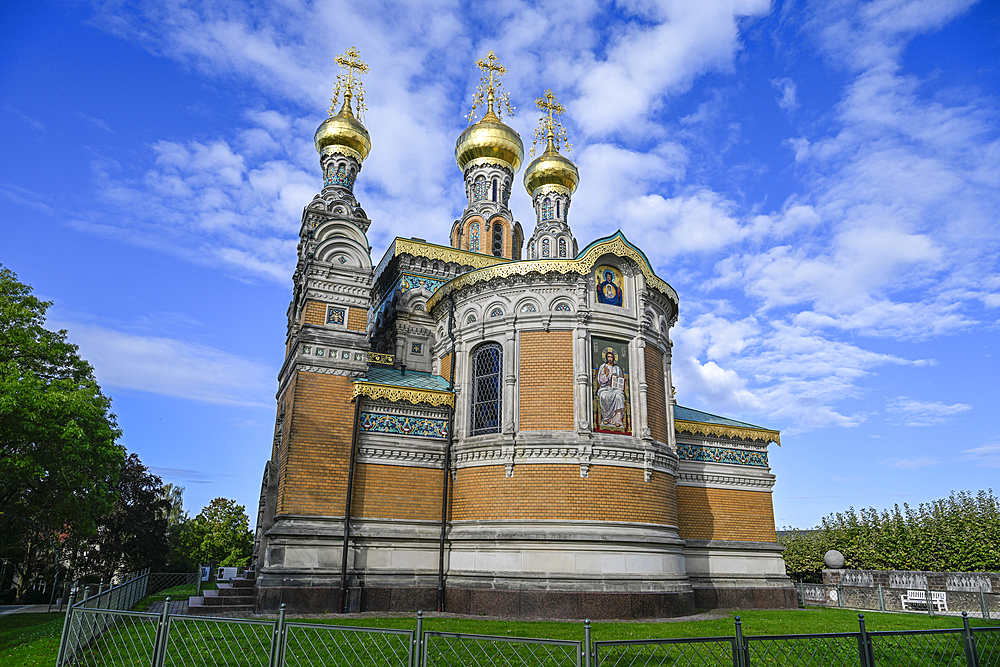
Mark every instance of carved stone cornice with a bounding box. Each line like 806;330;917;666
676;471;776;489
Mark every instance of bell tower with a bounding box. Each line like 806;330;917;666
449;51;524;260
255;47;375;583
523;90;579;260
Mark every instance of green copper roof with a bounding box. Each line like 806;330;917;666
361;367;452;392
674;405;766;429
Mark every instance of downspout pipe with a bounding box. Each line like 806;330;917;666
338;395;363;613
437;294;457;612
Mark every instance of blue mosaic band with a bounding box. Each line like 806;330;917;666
677;444;768;467
360;412;449;439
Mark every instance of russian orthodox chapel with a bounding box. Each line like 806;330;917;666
252;49;796;617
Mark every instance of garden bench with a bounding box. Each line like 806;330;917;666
900;589;948;612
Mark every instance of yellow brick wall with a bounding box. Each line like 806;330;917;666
352;463;443;521
276;373;296;514
440;352;453;384
452;464;678;526
645;345;668;443
519;331;574;431
347;307;366;331
302;300;327;326
676;486;777;542
277;372;356;516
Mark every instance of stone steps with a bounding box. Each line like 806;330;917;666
187;576;255;615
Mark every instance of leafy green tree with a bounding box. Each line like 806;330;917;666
182;498;253;569
159;484;199;572
68;455;170;578
0;266;125;601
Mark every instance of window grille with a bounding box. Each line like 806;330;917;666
493;223;503;256
470;222;480;252
474;175;488;201
471;343;502;435
542;198;554;221
559;238;567;257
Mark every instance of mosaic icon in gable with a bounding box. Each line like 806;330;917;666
595;265;624;307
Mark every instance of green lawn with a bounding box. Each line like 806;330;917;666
1;606;996;667
0;613;64;666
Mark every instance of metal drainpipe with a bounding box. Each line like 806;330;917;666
338;395;363;613
437;295;457;612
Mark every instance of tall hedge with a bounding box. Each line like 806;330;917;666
780;489;1000;582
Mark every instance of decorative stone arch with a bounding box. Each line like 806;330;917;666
462;307;480;325
516;298;540;314
550;297;574;313
462;215;486;253
488;217;507;258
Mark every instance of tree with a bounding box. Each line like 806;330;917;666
159;484;199;572
68;455;170;578
0;266;125;601
182;498;253;569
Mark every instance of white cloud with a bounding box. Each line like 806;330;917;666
893;458;938;469
960;444;1000;468
771;77;799;113
61;322;275;408
886;396;971;427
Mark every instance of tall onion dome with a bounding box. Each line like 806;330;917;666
314;47;371;194
450;51;524;259
524;90;578;260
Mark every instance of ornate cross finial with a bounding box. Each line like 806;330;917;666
466;50;515;124
329;46;369;119
531;89;571;156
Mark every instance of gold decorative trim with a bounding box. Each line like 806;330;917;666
392;238;511;270
426;235;678;310
367;352;395;365
674;419;780;445
353;381;455;408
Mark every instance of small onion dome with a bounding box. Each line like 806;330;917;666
523;139;579;195
314;102;371;163
455;109;524;173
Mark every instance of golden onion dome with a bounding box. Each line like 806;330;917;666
314;102;371;162
455;109;524;173
523;139;579;195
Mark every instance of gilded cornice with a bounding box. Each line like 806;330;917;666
393;238;512;270
353;381;455;408
674;419;780;445
427;233;679;311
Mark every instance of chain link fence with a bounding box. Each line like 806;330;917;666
55;603;999;667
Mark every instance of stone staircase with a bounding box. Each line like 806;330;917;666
187;572;255;615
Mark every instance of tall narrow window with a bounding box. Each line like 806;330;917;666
471;343;502;435
474;175;488;201
470;222;480;253
542;237;550;257
559;238;567;257
492;179;498;202
542;198;554;221
493;223;503;256
556;200;560;218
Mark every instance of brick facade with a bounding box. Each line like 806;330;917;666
675;486;777;542
277;371;357;516
645;345;668;443
439;352;453;384
451;464;678;526
518;330;574;431
348;306;366;331
352;462;443;521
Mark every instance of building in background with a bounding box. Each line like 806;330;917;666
252;49;794;618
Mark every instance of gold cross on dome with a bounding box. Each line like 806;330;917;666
466;50;515;124
531;89;571;156
330;46;369;118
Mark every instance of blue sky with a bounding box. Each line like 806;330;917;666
2;0;998;529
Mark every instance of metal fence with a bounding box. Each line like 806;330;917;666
56;603;999;667
798;582;999;620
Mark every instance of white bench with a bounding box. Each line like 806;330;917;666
900;589;948;612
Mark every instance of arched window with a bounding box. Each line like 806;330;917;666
474;175;488;201
529;241;535;259
542;237;550;257
492;179;498;202
493;223;503;256
470;222;480;253
541;198;554;221
558;237;567;257
556;200;560;218
470;343;502;436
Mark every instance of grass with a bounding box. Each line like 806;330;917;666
0;613;64;666
132;581;215;612
1;606;997;667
